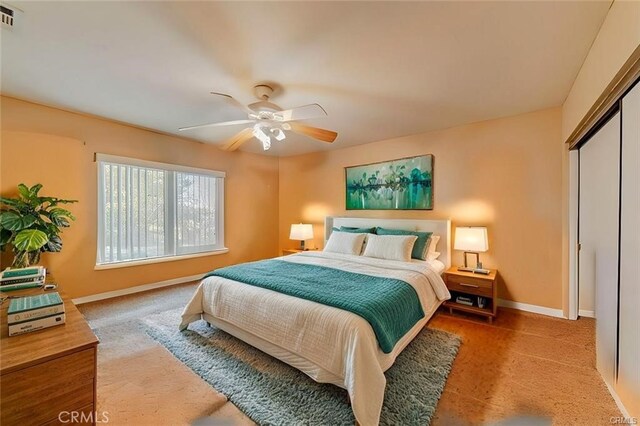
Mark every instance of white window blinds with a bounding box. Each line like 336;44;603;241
96;154;225;265
176;172;218;255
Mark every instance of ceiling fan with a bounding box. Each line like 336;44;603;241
179;84;338;151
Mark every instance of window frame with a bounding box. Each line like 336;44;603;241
95;153;226;269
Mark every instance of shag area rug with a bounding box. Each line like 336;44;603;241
143;309;460;426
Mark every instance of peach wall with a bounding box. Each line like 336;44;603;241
0;96;279;298
0;96;565;309
562;0;640;141
279;107;564;309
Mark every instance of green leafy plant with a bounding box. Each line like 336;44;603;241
0;184;77;268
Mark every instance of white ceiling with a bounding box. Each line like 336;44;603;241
1;1;611;156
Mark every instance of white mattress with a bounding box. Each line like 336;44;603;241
180;251;450;426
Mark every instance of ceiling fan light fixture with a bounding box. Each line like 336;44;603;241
253;124;272;151
271;128;286;141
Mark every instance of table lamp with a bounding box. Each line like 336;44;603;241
454;226;490;274
290;223;314;250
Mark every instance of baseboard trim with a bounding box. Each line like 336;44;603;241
72;278;568;318
579;309;596;318
498;299;565;319
72;274;202;305
605;382;631;419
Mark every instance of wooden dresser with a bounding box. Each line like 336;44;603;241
0;286;99;425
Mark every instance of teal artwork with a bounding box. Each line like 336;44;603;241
345;155;433;210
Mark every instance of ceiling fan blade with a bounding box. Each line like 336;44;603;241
273;104;327;122
178;119;255;132
289;123;337;143
211;92;255;115
221;128;255;151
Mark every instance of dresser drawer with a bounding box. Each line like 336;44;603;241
1;348;96;425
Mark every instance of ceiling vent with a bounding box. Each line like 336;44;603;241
1;3;19;28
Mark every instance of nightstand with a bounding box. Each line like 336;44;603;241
442;267;498;323
282;248;317;256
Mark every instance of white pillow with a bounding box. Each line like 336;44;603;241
362;234;418;262
426;251;441;261
427;235;440;253
324;231;367;255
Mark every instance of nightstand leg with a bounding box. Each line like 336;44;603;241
488;317;493;324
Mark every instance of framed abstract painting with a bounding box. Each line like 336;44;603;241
345;155;434;210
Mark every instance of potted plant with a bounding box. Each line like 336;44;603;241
0;184;77;268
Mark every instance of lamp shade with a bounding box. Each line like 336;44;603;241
289;224;314;241
454;227;488;252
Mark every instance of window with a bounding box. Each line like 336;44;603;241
96;154;225;266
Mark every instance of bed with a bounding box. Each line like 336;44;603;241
180;217;452;425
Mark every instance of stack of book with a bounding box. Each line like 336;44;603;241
7;292;66;336
455;295;474;306
0;266;46;292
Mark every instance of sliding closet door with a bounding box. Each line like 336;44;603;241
578;112;620;387
618;82;640;417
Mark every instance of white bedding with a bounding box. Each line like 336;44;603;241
413;257;446;275
180;251;450;425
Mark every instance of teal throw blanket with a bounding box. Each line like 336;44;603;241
205;259;425;353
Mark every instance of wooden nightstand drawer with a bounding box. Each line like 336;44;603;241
447;273;493;290
446;280;493;297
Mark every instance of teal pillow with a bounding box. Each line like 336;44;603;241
331;226;372;233
339;226;377;234
376;227;432;260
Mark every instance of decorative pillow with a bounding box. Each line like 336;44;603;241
426;235;440;253
426;251;441;261
324;231;367;255
339;226;377;234
362;234;418;262
376;227;432;260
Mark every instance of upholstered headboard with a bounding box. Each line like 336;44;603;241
324;216;452;268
